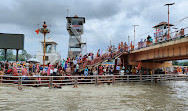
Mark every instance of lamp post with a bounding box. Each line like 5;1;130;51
39;21;50;68
165;3;175;39
133;25;139;46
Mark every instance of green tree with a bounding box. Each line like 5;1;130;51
0;49;13;61
0;49;31;61
182;62;188;66
172;61;179;65
0;49;5;56
21;50;31;60
7;50;13;60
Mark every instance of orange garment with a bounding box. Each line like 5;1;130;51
99;66;103;75
132;68;136;74
130;41;134;50
121;41;123;47
180;68;182;73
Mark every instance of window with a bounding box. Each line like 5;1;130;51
45;44;52;53
72;21;79;25
72;18;83;25
45;56;49;61
79;21;82;25
54;45;56;51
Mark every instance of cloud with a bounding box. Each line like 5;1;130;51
0;0;187;59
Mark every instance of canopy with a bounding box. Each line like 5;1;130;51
26;58;39;63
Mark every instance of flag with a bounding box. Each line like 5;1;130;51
137;61;141;70
35;28;39;34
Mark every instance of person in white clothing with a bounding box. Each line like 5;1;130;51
73;59;77;65
50;68;53;76
53;67;58;76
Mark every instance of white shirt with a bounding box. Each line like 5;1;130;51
76;64;79;69
54;68;58;73
73;60;77;65
94;71;98;75
103;68;106;72
50;69;53;74
88;56;91;61
120;70;124;75
25;63;29;68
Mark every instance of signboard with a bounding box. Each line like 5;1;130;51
0;33;24;49
73;25;83;32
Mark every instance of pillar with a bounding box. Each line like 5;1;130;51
16;49;19;62
4;49;7;61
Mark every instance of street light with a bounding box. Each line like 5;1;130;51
165;3;175;39
133;25;139;46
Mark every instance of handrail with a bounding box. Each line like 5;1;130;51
69;23;81;44
0;74;187;78
0;74;187;90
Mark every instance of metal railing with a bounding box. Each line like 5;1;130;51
132;27;188;50
0;74;187;90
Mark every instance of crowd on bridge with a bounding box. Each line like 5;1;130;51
136;28;186;49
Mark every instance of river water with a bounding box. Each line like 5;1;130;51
0;81;187;111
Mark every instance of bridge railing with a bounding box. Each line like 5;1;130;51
81;47;128;68
131;27;188;51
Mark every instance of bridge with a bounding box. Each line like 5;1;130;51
81;27;188;73
123;36;188;70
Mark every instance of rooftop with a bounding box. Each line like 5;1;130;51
41;37;57;45
153;22;174;28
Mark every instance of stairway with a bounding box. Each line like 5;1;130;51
80;50;128;70
68;23;81;44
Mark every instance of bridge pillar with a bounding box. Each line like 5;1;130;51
128;61;172;73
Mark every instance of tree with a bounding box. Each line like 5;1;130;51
0;49;4;60
172;61;179;65
21;50;31;60
0;49;31;61
7;50;13;60
0;49;5;57
182;62;188;66
0;49;13;61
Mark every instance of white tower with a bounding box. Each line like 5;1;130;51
36;37;61;64
66;15;86;58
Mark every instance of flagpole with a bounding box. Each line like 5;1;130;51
36;21;49;69
42;21;48;69
43;32;46;69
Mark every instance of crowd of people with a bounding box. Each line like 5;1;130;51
0;29;187;78
136;28;186;49
1;60;187;78
0;40;129;77
174;67;188;75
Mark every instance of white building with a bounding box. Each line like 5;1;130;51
36;37;61;65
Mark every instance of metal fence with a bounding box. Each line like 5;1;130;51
0;74;187;90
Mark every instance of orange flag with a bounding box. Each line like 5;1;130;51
138;61;141;70
35;28;39;34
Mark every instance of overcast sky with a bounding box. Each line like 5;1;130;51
0;0;188;59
